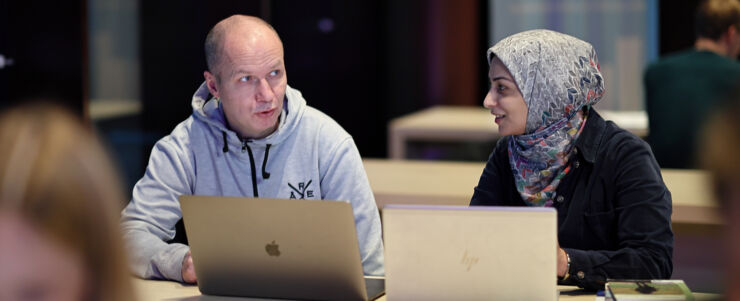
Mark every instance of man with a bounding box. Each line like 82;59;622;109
121;15;384;283
644;0;740;168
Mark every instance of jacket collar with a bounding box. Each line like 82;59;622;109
574;108;606;163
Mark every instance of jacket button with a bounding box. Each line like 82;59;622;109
556;195;565;203
574;160;580;168
577;271;585;279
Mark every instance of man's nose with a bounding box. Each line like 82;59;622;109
255;78;275;102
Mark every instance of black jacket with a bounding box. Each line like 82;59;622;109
470;109;674;290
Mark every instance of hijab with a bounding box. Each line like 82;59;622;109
488;29;605;206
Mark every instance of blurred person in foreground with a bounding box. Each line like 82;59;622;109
701;94;740;301
471;30;674;291
645;0;740;169
0;104;135;301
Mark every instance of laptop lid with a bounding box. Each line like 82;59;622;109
382;205;557;301
179;195;373;301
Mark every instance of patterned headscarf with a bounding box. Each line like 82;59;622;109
488;29;605;207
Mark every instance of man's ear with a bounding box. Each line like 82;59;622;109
728;25;738;40
723;25;740;57
204;71;220;98
723;25;738;45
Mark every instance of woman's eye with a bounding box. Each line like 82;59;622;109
497;84;506;92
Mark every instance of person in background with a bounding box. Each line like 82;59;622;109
120;14;384;283
0;104;135;301
700;94;740;301
644;0;740;169
471;29;674;291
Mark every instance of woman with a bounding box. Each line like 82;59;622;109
470;30;673;290
0;104;135;301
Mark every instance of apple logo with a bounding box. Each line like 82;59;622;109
265;240;281;257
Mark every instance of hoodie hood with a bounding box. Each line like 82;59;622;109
190;81;306;148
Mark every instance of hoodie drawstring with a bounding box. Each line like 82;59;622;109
262;144;271;179
242;142;272;197
244;143;259;197
224;132;272;197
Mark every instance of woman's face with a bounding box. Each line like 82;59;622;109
0;212;88;301
483;57;528;136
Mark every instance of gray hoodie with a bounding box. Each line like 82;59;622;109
121;82;385;281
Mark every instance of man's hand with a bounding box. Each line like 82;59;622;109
182;250;197;283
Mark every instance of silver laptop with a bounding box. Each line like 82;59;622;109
179;195;384;301
382;205;557;301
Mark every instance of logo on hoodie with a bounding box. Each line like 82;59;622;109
288;180;314;199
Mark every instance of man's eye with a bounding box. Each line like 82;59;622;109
269;70;279;77
239;76;252;82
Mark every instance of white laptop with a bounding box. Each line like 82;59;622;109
179;195;384;301
382;205;557;301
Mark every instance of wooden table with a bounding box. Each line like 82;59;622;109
388;106;648;159
132;278;719;300
363;159;721;231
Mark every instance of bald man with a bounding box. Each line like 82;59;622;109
121;15;384;283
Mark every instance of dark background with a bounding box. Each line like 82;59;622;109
659;0;702;56
0;0;701;147
0;0;702;180
0;0;87;115
137;0;487;160
0;0;698;188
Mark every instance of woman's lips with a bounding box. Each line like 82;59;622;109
492;112;505;124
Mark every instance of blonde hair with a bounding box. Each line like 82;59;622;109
0;104;135;301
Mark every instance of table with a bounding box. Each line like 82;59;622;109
388;106;648;159
132;278;719;300
131;161;719;300
599;110;649;137
363;159;720;231
364;159;483;208
388;106;497;159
